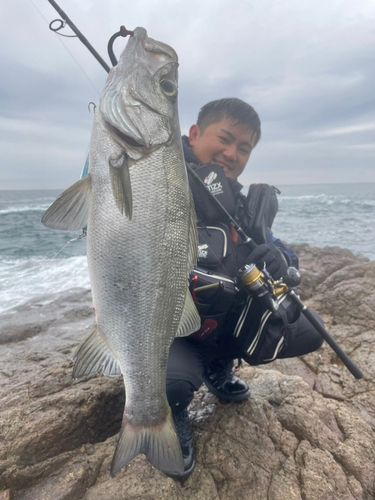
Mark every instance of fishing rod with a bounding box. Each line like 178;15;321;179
45;3;363;379
47;0;111;73
47;0;133;74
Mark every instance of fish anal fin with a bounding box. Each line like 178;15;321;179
111;408;184;477
175;288;201;338
72;323;121;379
41;175;91;231
109;154;133;220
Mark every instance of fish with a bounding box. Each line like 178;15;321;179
41;27;200;477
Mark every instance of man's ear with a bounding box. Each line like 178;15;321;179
188;124;200;147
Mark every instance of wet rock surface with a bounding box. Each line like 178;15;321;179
0;246;374;499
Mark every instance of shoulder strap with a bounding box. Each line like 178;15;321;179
240;184;280;244
188;163;237;225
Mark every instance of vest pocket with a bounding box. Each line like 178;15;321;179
233;294;300;365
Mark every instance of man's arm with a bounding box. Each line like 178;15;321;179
267;230;299;269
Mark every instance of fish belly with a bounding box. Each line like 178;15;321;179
87;145;191;424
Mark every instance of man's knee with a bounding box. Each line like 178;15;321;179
278;309;324;359
309;329;324;352
304;310;324;353
167;379;196;413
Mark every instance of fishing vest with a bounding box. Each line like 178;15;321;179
187;162;281;276
186;162;238;344
187;162;299;365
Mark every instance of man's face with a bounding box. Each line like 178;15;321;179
188;117;258;179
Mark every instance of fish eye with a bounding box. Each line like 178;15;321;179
160;79;177;98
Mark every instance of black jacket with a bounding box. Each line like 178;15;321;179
182;136;298;269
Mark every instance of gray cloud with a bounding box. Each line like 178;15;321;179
1;0;374;189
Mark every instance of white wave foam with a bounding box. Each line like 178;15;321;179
279;194;328;201
0;204;51;215
0;255;90;314
0;196;57;204
279;195;375;209
355;200;375;207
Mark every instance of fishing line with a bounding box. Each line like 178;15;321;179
28;0;101;95
11;231;87;279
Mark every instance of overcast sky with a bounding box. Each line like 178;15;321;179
1;0;374;189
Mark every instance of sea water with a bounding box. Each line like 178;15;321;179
0;189;90;314
0;183;374;315
272;183;375;259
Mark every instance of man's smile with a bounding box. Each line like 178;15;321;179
213;159;232;169
188;118;258;180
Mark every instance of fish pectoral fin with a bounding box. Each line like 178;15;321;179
109;153;133;220
175;288;201;337
72;323;121;379
41;175;91;230
111;408;184;477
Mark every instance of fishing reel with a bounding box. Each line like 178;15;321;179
237;263;301;313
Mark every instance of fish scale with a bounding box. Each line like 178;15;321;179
41;27;200;477
88;130;189;420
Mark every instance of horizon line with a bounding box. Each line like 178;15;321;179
1;181;375;192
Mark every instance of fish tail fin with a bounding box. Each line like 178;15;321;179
111;409;184;477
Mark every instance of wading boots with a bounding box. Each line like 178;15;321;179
203;358;250;402
171;408;195;480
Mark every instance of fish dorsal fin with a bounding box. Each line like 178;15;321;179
41;175;91;231
175;288;201;337
109;153;133;220
72;323;121;379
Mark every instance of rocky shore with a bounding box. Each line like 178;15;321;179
0;244;374;499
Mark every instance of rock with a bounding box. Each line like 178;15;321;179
0;245;374;499
270;246;375;431
290;243;369;300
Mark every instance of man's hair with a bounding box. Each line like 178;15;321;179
196;98;261;145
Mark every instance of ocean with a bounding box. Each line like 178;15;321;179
0;183;374;315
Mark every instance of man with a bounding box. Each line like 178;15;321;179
166;98;323;479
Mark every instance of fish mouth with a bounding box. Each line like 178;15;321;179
137;27;178;64
98;27;178;152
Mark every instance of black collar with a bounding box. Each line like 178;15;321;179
181;135;244;198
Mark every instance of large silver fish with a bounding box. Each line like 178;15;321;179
42;27;200;477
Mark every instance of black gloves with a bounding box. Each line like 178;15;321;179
246;243;288;279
